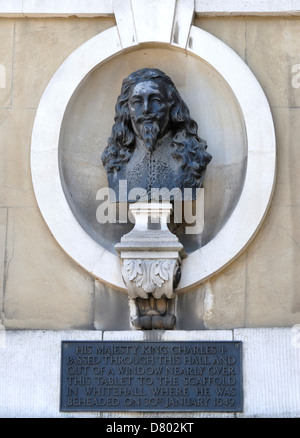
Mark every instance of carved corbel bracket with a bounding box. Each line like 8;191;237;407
122;258;180;299
115;202;185;330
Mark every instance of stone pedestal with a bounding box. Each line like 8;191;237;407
116;202;185;330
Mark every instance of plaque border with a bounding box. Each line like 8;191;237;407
60;340;243;413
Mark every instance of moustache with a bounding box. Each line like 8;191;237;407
135;112;165;124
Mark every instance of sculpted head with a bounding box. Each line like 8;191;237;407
101;68;212;192
128;79;170;152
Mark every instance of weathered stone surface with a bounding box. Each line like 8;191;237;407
0;20;14;108
94;282;130;331
190;17;300;327
245;18;300;108
235;328;300;418
0;208;7;323
3;207;94;329
12;17;115;109
270;107;300;208
176;254;247;330
131;0;176;44
205;254;247;329
195;17;246;60
244;106;300;323
176;284;206;330
0;330;104;418
0;109;36;207
195;17;300;108
246;204;300;326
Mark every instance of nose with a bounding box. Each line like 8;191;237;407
142;98;150;114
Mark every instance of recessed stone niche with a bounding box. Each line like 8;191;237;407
31;23;275;292
58;46;247;255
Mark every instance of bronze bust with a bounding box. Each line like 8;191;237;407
101;68;212;201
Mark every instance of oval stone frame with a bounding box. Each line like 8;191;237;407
31;24;276;293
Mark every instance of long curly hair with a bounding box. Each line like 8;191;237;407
101;68;212;190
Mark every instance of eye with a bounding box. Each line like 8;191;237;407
151;96;162;103
130;97;142;106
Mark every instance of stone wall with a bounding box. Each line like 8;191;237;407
195;17;300;329
0;17;116;330
0;16;299;330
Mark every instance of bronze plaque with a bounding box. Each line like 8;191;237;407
60;341;242;412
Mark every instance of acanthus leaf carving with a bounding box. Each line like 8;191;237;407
122;259;172;296
123;259;143;281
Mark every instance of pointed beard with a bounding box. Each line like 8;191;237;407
139;121;160;152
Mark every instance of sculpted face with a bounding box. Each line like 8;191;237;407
128;80;170;152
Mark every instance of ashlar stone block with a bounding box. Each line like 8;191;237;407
194;17;246;61
0;208;7;322
0;109;36;207
12;17;115;109
0;20;14;108
3;207;95;329
270;107;300;208
206;253;247;329
246;204;300;326
245;18;300;108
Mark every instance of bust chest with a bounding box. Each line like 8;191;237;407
125;141;179;196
